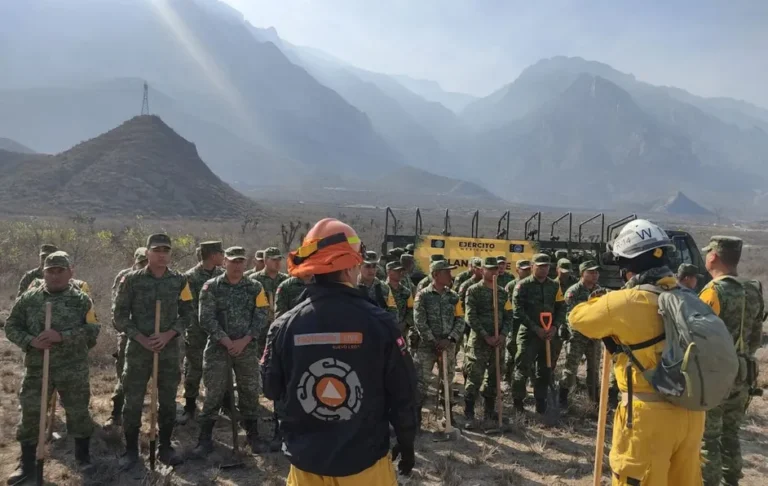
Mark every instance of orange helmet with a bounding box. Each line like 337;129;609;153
288;218;364;277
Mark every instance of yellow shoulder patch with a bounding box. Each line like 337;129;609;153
555;287;565;302
180;282;193;302
80;281;91;295
504;299;513;311
256;289;269;308
406;294;414;309
699;286;721;316
386;290;396;308
454;300;464;317
85;305;98;324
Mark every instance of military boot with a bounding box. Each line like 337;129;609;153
119;428;139;471
192;420;215;458
243;420;270;454
535;398;547;415
176;397;196;425
7;443;35;486
483;397;496;421
559;387;569;408
104;396;123;428
74;437;94;473
157;424;183;466
269;414;282;452
463;399;475;430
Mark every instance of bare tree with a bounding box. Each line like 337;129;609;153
281;221;302;253
241;214;259;234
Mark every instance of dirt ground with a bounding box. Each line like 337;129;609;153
1;209;768;485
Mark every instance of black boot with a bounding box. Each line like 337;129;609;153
243;420;269;454
559;387;569;408
535;398;547;415
119;428;139;471
74;437;94;473
269;413;282;452
105;396;123;427
157;424;183;466
177;397;196;425
483;397;496;421
7;443;35;486
192;420;215;458
513;399;525;413
463;399;475;430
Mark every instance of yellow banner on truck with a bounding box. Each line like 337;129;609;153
413;234;538;277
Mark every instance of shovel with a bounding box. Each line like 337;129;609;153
220;312;245;470
593;346;612;486
35;302;52;486
541;312;559;426
484;275;506;435
149;301;160;471
433;350;461;442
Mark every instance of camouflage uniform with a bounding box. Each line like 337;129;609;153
464;268;513;409
16;244;58;298
699;237;766;486
457;273;482;357
249;264;289;355
413;281;464;413
244;250;264;279
358;278;398;317
5;277;99;445
387;278;414;335
198;271;269;424
28;277;90;294
182;257;224;404
113;240;193;441
275;276;310;318
452;269;473;292
558;279;602;399
511;258;566;409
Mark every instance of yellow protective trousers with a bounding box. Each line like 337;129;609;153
287;455;397;486
610;399;705;486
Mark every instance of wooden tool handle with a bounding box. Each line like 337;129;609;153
441;350;453;432
545;340;552;369
492;274;499;338
593;346;612;486
36;302;53;461
150;300;160;442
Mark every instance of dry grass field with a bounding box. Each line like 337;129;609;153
0;205;766;485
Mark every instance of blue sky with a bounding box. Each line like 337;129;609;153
223;0;768;106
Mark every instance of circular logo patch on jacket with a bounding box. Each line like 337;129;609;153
297;358;363;421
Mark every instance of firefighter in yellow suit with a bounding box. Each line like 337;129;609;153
569;219;705;486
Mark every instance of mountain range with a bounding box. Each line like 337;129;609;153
1;0;767;215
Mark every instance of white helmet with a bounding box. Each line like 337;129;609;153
609;219;674;259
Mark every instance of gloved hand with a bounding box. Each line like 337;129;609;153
391;442;415;475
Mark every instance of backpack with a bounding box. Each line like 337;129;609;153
625;285;739;411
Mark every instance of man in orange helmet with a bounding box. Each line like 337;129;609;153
261;218;418;485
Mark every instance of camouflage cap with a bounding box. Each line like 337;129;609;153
389;247;405;259
225;246;247;260
386;261;404;272
40;244;59;256
677;263;699;278
555;250;568;260
516;259;532;269
264;247;283;260
483;256;498;268
579;260;600;273
429;254;446;262
405;243;415;254
470;257;483;268
701;236;743;256
496;255;507;263
400;254;414;264
134;247;148;264
254;250;265;261
200;241;224;254
44;251;71;270
532;253;551;266
364;251;379;264
147;233;172;249
430;260;457;273
557;258;573;272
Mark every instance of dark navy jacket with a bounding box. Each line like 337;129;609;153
262;282;417;476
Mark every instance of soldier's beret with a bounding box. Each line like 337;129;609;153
147;233;172;249
40;244;58;256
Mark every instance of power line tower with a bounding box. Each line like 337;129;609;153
141;81;150;115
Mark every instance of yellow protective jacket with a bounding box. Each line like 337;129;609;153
568;276;678;394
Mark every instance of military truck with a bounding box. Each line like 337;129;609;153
381;208;710;291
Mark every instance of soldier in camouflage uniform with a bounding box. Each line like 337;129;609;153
244;250;265;278
178;241;225;425
376;252;389;281
400;253;417;292
358;251;398;317
512;254;566;414
17;244;58;298
386;261;414;335
556;258;578;295
452;262;475;291
699;236;766;486
677;263;699;291
193;247;271;456
113;233;193;468
463;257;513;427
5;252;100;484
456;258;483;359
105;247;148;428
413;260;464;426
558;261;602;407
496;256;514;289
275;275;313;318
416;254;446;293
502;260;531;385
249;247;289;356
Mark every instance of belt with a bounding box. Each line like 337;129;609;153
621;392;665;405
